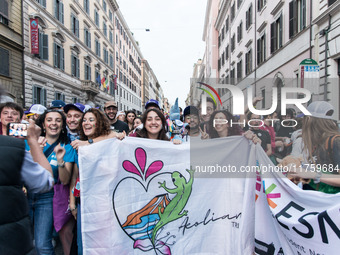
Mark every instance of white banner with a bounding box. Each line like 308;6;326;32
79;137;340;255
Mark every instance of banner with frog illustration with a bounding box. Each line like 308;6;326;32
79;137;255;255
79;136;340;255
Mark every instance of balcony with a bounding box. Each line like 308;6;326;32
82;80;100;102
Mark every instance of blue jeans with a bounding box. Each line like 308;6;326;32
77;203;83;255
28;191;55;255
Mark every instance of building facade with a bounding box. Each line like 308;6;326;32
200;0;339;120
23;0;162;112
0;0;24;105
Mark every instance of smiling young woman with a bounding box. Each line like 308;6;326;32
27;109;76;255
132;108;169;141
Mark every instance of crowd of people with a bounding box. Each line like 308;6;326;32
0;85;339;254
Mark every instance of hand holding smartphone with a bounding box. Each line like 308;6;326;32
7;123;29;137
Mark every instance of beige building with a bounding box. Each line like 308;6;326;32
23;0;154;112
0;0;24;105
200;0;340;120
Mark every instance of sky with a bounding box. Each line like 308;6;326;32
117;0;207;108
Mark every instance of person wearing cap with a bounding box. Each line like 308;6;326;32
0;86;54;255
50;100;66;111
145;99;160;111
27;104;47;121
104;101;129;133
116;111;126;122
0;102;24;135
289;101;340;194
64;103;85;142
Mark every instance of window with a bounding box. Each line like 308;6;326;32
71;55;80;78
103;47;108;64
36;0;46;8
109;31;113;44
110;80;114;95
95;37;100;57
71;14;79;38
0;47;9;76
95;70;100;85
329;0;337;6
95;8;99;26
257;34;266;65
109;10;113;21
71;97;78;103
110;54;114;68
38;31;48;60
271;14;283;53
221;52;225;66
237;59;243;82
33;86;47;106
237;0;243;8
231;3;235;22
258;0;266;12
84;0;89;14
103;22;107;37
289;0;306;38
0;0;9;26
246;4;253;30
84;63;91;80
225;17;229;33
102;0;107;12
54;0;64;24
230;69;235;85
245;49;252;75
53;43;64;70
55;92;65;101
221;27;225;41
231;34;235;52
84;27;91;48
237;21;243;43
225;45;229;61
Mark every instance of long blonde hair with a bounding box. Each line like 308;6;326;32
302;116;339;163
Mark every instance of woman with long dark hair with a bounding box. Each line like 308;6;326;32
27;109;76;255
125;110;137;133
289;101;340;194
132;108;169;140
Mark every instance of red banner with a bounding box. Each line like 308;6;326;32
30;18;39;54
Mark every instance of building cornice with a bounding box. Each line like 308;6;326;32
313;1;340;25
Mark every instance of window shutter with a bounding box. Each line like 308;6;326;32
39;31;43;57
42;34;48;60
89;66;91;80
301;0;306;30
42;0;46;8
62;94;65;102
54;0;58;19
53;43;57;67
88;32;91;48
257;38;260;64
33;86;37;104
76;19;79;37
279;15;282;48
71;56;75;76
77;58;80;78
270;22;276;53
61;47;64;70
43;88;47;106
263;34;266;61
71;14;74;33
84;64;88;79
246;10;249;29
60;2;64;24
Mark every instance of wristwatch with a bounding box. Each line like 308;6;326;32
88;138;94;144
314;171;323;184
57;161;65;168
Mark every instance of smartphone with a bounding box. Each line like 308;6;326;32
7;123;29;137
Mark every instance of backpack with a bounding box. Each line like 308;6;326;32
325;135;340;164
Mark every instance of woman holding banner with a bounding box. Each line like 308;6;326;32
289;101;340;194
